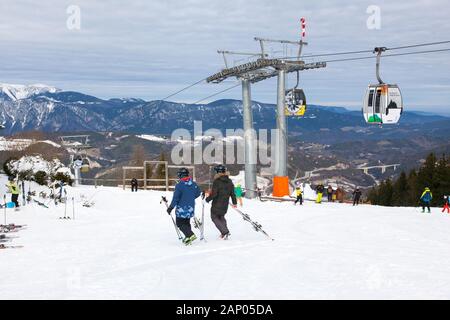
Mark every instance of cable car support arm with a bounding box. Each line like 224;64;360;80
374;47;387;84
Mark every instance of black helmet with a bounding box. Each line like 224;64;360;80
213;164;226;174
8;176;14;181
177;167;189;179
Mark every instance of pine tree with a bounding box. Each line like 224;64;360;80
367;186;379;205
417;153;437;191
392;171;409;206
407;169;420;206
435;154;450;207
366;153;450;208
379;179;394;206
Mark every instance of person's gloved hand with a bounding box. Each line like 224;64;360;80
167;206;174;215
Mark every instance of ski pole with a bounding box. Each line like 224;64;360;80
160;196;182;241
72;197;75;220
21;180;25;207
3;195;6;226
200;194;206;241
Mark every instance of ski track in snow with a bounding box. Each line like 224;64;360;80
1;175;450;299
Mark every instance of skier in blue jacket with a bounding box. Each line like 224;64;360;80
167;168;201;245
420;187;433;213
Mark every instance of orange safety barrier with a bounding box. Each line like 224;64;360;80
272;176;290;197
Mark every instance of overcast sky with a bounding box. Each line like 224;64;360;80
0;0;449;114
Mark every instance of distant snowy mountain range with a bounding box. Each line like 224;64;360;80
0;83;449;143
0;83;59;101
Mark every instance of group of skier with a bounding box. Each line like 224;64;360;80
166;165;237;245
313;183;349;204
414;187;449;214
294;183;360;205
301;184;445;212
161;166;448;245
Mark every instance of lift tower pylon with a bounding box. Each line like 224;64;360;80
207;39;326;198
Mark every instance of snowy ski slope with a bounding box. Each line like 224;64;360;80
1;176;450;299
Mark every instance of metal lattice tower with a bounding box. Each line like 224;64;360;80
207;37;326;198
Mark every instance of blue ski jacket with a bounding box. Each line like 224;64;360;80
420;188;433;203
170;177;201;218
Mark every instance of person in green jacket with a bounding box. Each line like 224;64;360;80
6;176;20;208
234;183;243;207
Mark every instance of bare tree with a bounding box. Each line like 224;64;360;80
130;145;146;166
155;151;167;181
11;130;46;141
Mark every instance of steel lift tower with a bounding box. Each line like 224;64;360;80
207;38;326;198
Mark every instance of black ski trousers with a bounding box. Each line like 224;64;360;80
211;212;229;236
421;201;431;212
176;217;194;238
131;185;138;192
11;194;20;208
353;196;361;206
294;195;303;205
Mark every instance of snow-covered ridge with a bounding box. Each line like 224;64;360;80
136;134;167;142
0;137;61;151
0;83;60;101
0;138;32;151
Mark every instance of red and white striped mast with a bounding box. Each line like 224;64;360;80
298;17;307;58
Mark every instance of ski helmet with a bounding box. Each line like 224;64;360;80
177;167;189;179
8;176;14;181
213;164;226;174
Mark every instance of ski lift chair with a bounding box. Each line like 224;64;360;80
285;88;307;116
285;71;307;117
81;158;90;173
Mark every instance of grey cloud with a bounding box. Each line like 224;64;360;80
0;0;449;114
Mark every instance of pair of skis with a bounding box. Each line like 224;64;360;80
0;225;23;249
160;196;182;241
196;197;206;242
160;196;206;242
193;194;206;241
32;198;49;209
0;234;18;240
59;197;75;220
1;224;26;229
230;206;275;241
0;244;23;249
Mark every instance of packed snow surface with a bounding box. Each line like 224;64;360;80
1;175;450;299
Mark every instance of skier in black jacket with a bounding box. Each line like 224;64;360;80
131;178;138;192
353;187;362;206
205;164;237;239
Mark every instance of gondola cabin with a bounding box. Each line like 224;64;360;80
363;84;403;125
285;89;307;117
